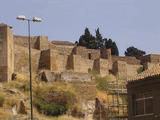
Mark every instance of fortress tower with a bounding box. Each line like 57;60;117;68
0;24;14;82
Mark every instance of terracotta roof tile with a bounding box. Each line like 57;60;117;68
128;64;160;82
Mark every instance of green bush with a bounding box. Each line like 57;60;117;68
0;95;5;107
34;90;76;116
95;77;108;91
137;67;144;74
34;98;67;116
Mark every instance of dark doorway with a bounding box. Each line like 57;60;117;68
88;53;91;59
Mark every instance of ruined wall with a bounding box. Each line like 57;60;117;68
39;49;51;70
53;45;74;55
14;35;39;49
143;62;159;70
112;61;127;79
70;55;94;73
39;49;69;73
50;49;69;73
141;54;160;64
112;60;142;79
112;56;141;65
14;45;40;75
61;71;92;82
0;24;14;82
73;46;100;60
126;64;142;78
35;36;49;50
94;59;109;77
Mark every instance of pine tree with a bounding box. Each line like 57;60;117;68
77;27;119;55
95;28;104;49
104;38;119;56
78;27;96;49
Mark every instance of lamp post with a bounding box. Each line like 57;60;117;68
17;15;42;120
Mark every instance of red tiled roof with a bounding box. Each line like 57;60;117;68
128;64;160;82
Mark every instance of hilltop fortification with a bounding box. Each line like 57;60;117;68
0;23;160;82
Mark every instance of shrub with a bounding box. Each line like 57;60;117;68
95;77;108;91
34;90;76;116
34;98;67;116
137;67;144;74
0;94;5;107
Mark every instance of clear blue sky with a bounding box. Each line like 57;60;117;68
1;0;160;55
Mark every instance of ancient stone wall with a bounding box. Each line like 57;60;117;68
50;49;69;73
73;46;100;60
112;60;142;79
0;24;14;82
126;64;142;78
70;55;94;73
14;35;39;49
14;45;41;75
94;59;109;77
53;54;69;72
112;61;127;79
61;71;92;82
141;54;160;64
143;62;158;70
112;56;141;65
34;36;49;50
53;45;74;55
39;49;69;73
39;49;51;70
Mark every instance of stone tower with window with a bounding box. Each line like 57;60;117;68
0;24;14;82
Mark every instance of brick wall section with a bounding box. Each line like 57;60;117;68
127;64;142;77
35;36;49;50
50;49;69;73
14;35;39;49
112;60;142;79
0;24;14;82
112;61;127;79
98;59;109;77
39;49;70;73
112;56;141;65
53;45;75;55
61;71;92;82
14;45;40;74
141;54;160;64
39;49;51;70
70;55;94;73
73;46;100;60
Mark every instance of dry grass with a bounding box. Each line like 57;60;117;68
0;74;92;120
0;108;12;120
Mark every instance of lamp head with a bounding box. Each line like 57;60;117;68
16;15;26;20
32;17;42;22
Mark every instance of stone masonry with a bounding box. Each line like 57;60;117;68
0;23;160;82
0;23;14;82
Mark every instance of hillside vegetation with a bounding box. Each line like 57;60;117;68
0;72;125;120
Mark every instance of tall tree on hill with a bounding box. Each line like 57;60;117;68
125;46;146;59
78;27;96;49
104;38;119;56
95;28;104;49
77;27;119;55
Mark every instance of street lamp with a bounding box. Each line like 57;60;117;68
17;15;42;120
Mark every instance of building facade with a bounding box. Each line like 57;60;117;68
127;65;160;120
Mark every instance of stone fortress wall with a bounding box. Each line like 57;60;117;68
1;23;160;82
0;24;14;82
